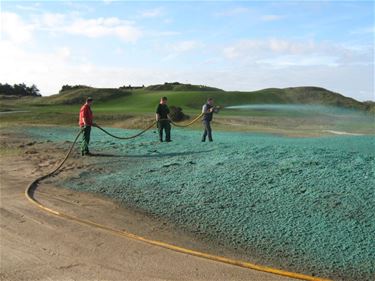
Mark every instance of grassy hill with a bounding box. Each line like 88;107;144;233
1;83;371;112
40;87;132;105
19;84;367;112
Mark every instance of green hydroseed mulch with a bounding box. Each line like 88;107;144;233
24;126;375;280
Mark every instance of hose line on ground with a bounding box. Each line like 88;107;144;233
168;112;204;127
24;121;332;281
94;112;204;138
37;129;83;181
94;121;157;140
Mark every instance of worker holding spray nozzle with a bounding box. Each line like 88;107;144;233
201;98;220;142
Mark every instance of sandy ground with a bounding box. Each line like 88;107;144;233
0;133;297;281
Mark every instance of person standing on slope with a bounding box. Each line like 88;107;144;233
79;97;95;156
156;97;171;142
201;98;218;142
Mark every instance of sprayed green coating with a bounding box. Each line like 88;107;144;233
25;127;375;281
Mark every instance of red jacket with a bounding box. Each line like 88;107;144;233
79;103;93;127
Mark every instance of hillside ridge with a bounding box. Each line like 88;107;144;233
1;82;373;112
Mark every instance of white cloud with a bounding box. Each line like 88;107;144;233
15;3;41;12
215;7;252;17
224;39;319;58
2;9;170;45
163;18;173;24
0;41;72;94
0;39;159;95
152;31;181;37
63;2;94;13
38;13;66;28
257;55;339;67
223;39;371;67
350;26;375;35
102;0;114;5
160;40;204;61
56;47;71;59
215;8;285;22
261;14;285;21
140;8;164;18
29;12;142;42
1;9;142;43
0;12;35;43
168;40;202;53
64;17;141;42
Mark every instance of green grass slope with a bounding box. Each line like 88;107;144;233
39;87;132;105
283;87;366;109
95;86;370;114
63;85;368;110
1;83;370;113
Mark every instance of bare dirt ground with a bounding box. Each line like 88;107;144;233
0;131;296;281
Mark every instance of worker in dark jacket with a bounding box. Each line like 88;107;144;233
156;97;171;142
79;97;94;156
201;98;218;142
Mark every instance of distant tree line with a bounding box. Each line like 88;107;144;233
60;84;145;93
0;83;41;97
60;85;91;93
119;84;145;90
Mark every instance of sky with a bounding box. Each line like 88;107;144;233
0;1;374;101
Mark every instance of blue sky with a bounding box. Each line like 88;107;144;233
0;1;374;101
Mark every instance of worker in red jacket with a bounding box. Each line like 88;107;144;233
79;97;94;156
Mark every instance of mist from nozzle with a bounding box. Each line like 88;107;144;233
226;104;373;116
225;104;375;134
227;104;349;113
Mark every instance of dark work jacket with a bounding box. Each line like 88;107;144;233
156;103;170;119
203;103;214;122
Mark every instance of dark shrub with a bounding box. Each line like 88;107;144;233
169;106;189;121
